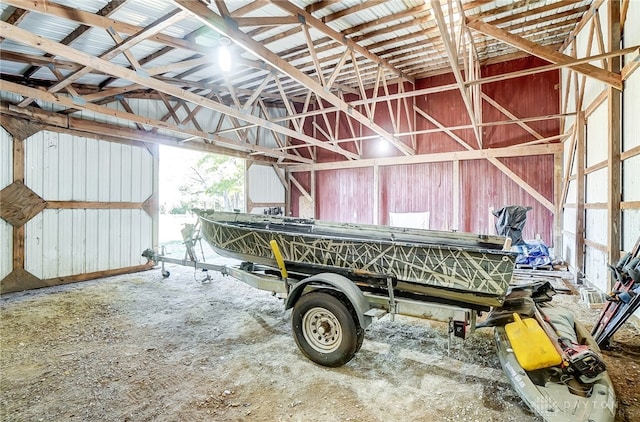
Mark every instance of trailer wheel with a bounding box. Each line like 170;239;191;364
161;270;170;278
292;291;363;367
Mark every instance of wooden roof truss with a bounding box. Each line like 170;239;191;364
0;0;631;168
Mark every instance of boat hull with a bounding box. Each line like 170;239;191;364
196;211;516;307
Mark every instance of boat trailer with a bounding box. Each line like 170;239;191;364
142;223;478;365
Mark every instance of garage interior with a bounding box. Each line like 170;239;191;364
1;0;639;421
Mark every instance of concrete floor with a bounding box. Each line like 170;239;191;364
1;260;638;421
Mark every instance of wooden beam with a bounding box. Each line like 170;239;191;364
372;165;379;225
290;144;562;172
289;174;313;203
621;201;640;210
19;0;127;78
607;0;621;285
0;22;340;160
431;0;481;146
0;114;42;141
271;0;411;83
0;102;279;163
584;238;608;253
575;111;585;278
487;157;555;212
1;264;153;294
271;164;288;189
560;0;605;52
0;7;27;43
12;136;25;270
46;201;143;209
170;0;411;157
481;93;544;140
621;48;640;81
413;106;473;151
466;18;622;90
621;145;640;161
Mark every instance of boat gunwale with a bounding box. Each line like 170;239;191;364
195;210;517;257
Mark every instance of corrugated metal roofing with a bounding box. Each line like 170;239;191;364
0;0;598;161
1;0;594;92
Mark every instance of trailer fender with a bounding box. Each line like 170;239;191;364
285;273;372;329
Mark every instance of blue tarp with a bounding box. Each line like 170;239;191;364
513;239;552;267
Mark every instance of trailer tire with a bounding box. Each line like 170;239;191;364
292;291;363;367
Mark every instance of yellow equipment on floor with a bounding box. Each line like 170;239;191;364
505;313;563;371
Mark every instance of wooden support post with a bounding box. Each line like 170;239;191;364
11;136;25;270
575;111;586;280
607;0;621;289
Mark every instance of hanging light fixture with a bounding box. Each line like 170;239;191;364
218;37;231;72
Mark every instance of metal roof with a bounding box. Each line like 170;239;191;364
0;0;602;164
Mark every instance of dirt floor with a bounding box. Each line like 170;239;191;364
1;251;639;421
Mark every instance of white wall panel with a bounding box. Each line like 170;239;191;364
24;132;153;202
622;210;640;254
248;164;285;203
1;127;12;189
623;65;640;151
563;207;576;232
585;247;608;293
623;155;640;201
562;234;575;267
0;126;12;278
585;101;608;167
0;220;11;281
25;209;152;279
585;209;608;244
566;180;576;204
18;131;156;283
627;0;640;320
586;168;608;203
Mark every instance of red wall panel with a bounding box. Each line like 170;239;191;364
316;168;373;223
293;57;559;245
460;156;554;244
379;162;453;230
481;56;560;147
415;72;478;152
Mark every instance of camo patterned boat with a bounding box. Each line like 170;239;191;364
194;210;517;307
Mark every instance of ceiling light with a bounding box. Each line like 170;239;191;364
218;47;231;72
218;37;231;72
378;137;390;154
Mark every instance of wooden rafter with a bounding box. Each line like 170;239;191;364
2;20;363;159
466;17;622;90
290;144;563;172
430;0;481;147
17;9;187;108
0;7;27;43
171;0;413;157
267;0;413;84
